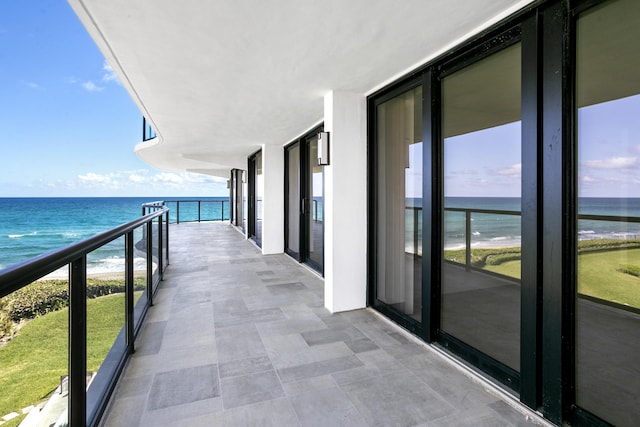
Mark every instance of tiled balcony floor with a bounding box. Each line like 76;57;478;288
102;222;547;427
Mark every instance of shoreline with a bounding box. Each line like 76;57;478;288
36;266;149;281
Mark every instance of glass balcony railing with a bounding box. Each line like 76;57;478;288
0;203;169;426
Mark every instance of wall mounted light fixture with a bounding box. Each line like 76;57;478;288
317;132;330;166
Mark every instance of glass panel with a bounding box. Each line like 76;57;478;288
133;225;148;329
576;1;640;425
86;237;127;408
307;136;324;269
287;144;301;255
0;276;69;425
441;43;521;371
375;86;423;321
151;217;160;289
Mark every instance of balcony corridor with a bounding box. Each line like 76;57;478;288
102;222;546;426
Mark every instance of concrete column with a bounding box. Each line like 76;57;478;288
323;91;367;312
261;143;284;254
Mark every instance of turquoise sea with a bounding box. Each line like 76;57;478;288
0;197;229;271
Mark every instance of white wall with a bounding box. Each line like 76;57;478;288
323;91;368;312
260;144;285;254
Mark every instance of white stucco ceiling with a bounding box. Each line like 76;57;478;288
69;0;534;177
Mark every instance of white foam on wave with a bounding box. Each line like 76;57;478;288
578;230;595;235
8;231;37;239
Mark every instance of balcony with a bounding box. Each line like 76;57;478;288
101;221;546;426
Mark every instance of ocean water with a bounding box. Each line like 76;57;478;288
0;197;229;272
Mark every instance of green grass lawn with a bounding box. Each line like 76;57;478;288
0;293;128;426
577;248;640;308
445;242;640;309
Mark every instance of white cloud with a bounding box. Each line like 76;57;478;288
78;172;112;183
584;157;637;169
82;81;104;92
102;60;120;84
582;175;595;183
128;174;146;183
153;173;185;185
495;163;521;177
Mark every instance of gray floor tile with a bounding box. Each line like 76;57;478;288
281;375;336;396
140;397;224;427
301;326;367;346
345;337;380;353
218;355;273;379
267;282;308;295
221;370;285;409
215;323;268;363
190;397;300;426
340;371;456;426
147;364;220;410
289;386;367;427
278;355;364;383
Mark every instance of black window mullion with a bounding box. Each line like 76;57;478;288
423;68;439;342
520;10;542;410
540;1;574;424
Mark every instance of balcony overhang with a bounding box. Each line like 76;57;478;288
68;0;534;176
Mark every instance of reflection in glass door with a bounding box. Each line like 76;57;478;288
575;1;640;425
285;143;301;259
305;134;324;272
441;42;522;378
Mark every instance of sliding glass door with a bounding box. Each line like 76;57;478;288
440;41;522;383
373;83;423;323
285;143;301;259
305;133;324;272
248;151;262;246
285;127;324;275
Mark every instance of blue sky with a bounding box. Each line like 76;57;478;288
0;1;228;197
440;94;640;199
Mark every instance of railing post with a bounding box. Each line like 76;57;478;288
125;231;135;353
465;210;472;270
146;220;153;306
158;214;163;280
69;256;87;426
198;200;201;222
221;200;225;221
176;201;180;224
165;211;170;267
414;207;420;255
